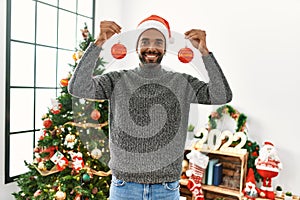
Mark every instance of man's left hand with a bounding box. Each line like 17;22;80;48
185;29;209;56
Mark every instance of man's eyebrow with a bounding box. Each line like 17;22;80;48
155;39;164;42
140;38;164;42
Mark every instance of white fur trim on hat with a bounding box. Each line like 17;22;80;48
137;15;174;44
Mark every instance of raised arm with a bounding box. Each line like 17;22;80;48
68;21;122;100
184;29;232;104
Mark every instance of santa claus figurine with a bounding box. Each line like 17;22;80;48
243;168;264;199
255;141;283;199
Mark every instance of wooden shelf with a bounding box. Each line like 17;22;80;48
181;149;248;200
202;185;241;198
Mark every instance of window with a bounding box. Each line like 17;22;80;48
5;0;95;183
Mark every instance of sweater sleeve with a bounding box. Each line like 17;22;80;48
186;52;232;105
68;43;121;100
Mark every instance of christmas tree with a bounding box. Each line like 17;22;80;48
12;24;111;200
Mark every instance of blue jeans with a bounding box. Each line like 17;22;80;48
109;175;180;200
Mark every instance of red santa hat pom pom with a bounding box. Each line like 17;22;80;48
137;15;174;44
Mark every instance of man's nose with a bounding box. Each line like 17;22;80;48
148;42;156;49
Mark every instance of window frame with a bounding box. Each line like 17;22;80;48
5;0;96;183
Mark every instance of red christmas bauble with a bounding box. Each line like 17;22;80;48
90;109;101;120
74;194;81;200
43;118;52;129
51;108;61;115
60;78;69;87
178;47;194;63
111;43;127;59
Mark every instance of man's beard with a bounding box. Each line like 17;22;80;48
138;51;164;68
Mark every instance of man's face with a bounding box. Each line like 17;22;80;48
136;28;166;66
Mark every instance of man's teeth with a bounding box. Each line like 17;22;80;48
146;54;157;58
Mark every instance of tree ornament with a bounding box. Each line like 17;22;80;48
64;133;77;149
82;173;91;182
55;191;66;200
74;194;81;200
50;151;69;171
91;148;102;159
90;109;101;120
60;78;69;87
69;152;84;171
34;189;42;197
111;43;127;59
50;99;62;115
92;187;98;194
43;118;52;129
37;162;46;171
178;47;194;63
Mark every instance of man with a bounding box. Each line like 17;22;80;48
68;15;232;200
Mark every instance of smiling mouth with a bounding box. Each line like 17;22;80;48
142;52;161;62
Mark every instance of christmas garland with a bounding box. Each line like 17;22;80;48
208;104;261;181
208;104;247;133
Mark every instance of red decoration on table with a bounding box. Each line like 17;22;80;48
178;47;194;63
243;168;262;199
111;43;127;59
255;141;282;200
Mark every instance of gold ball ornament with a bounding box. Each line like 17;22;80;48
91;148;102;159
55;191;66;200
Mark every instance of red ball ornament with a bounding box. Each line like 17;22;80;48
60;78;69;87
111;43;127;59
178;47;194;63
90;109;101;120
74;194;81;200
43;118;52;129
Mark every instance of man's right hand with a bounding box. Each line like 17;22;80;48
94;21;122;47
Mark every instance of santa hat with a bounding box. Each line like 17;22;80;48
137;15;174;44
264;141;274;146
246;168;256;184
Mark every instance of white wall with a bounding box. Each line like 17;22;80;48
0;0;19;199
1;0;299;199
95;0;300;195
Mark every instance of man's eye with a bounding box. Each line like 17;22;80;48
155;41;163;46
141;40;149;46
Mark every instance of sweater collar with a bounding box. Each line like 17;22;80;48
135;63;164;78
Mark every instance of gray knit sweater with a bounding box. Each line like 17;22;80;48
68;43;232;184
